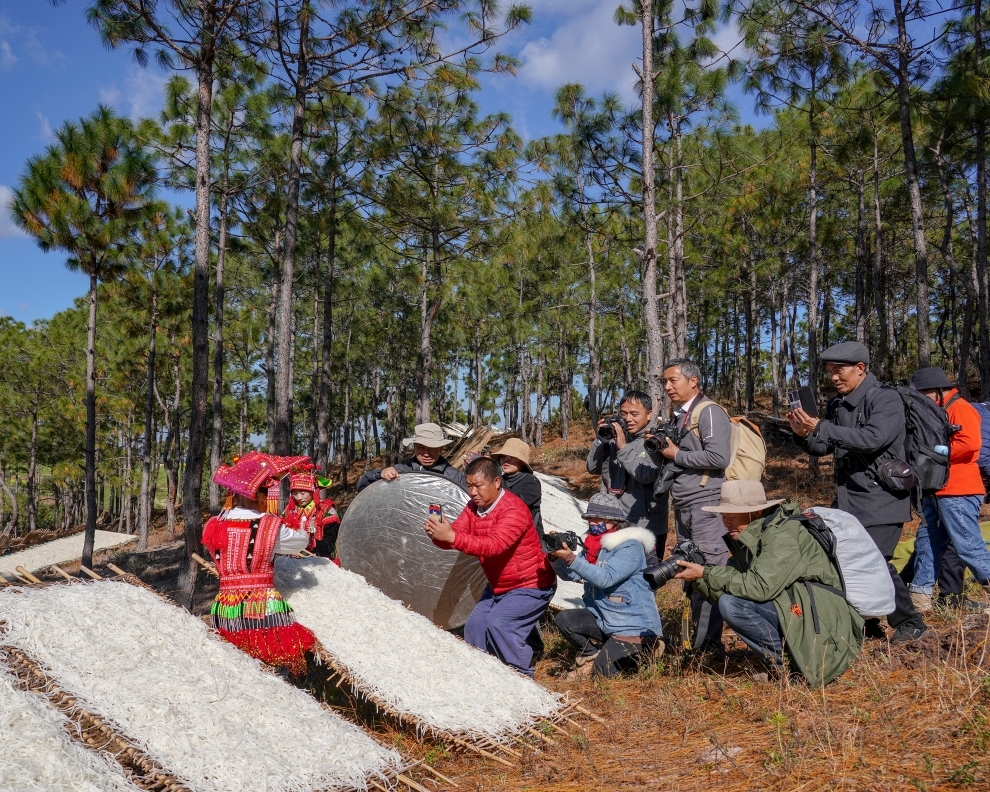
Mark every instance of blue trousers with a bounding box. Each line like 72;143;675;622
718;594;784;668
464;585;555;677
911;495;990;595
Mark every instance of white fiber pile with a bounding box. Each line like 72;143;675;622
535;473;589;538
0;664;139;792
0;582;400;792
535;474;591;610
0;531;137;578
274;556;562;740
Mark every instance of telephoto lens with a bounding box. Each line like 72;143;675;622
642;557;683;590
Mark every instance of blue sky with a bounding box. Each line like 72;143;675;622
0;0;748;324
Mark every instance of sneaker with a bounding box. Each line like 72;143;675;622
910;592;932;613
890;623;929;643
937;595;989;614
574;651;599;668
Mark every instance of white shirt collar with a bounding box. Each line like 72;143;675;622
674;393;700;416
477;488;506;517
225;507;265;520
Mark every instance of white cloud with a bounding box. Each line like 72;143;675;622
518;0;640;100
100;67;168;122
0;40;15;71
36;111;53;142
0;14;63;71
0;185;26;240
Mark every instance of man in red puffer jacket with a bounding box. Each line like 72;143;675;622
424;456;556;676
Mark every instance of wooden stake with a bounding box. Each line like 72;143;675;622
449;737;515;767
526;727;556;746
572;704;605;724
15;566;42;584
107;563;129;577
397;773;432;792
191;553;218;577
79;565;103;580
50;565;74;581
419;763;460;787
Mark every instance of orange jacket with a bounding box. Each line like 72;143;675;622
939;388;986;497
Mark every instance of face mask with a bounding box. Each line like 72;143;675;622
587;521;609;536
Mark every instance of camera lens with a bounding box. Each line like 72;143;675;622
643;558;682;590
644;436;661;453
598;424;615;442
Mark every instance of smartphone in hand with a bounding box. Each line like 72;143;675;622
428;503;443;521
787;385;819;418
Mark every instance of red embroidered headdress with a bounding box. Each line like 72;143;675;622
289;471;318;492
213;452;312;512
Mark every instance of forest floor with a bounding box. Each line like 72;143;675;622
24;425;990;791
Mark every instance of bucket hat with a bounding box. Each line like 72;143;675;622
910;367;954;391
581;493;629;524
402;422;453;448
491;437;533;472
700;480;784;514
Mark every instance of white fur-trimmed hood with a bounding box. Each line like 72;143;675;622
598;526;656;553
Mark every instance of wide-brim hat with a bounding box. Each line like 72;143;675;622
213;451;312;499
581;493;629;524
491;437;533;472
402;422;453;448
701;480;784;514
910;367;955;391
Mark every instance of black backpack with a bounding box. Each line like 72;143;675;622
859;384;957;495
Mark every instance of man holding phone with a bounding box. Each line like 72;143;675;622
787;341;928;643
423;456;556;677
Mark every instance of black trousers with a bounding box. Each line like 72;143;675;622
865;523;924;631
554;608;643;678
902;541;965;600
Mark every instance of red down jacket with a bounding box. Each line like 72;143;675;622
435;489;556;595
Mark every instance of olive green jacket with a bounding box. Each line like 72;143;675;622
694;503;864;687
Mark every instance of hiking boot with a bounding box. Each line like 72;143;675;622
863;619;888;641
910;592;932;613
890;623;929;643
937;594;989;614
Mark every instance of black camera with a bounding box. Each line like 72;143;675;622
542;530;584;554
643;539;706;590
644;423;689;454
597;416;628;443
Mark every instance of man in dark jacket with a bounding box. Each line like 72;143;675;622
357;423;466;492
787;341;928;642
587;391;666;565
490;438;543;537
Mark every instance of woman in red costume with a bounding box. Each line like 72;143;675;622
284;469;341;560
203;452;316;675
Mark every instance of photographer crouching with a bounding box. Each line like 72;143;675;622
586;391;667;565
549;494;663;680
673;481;864;686
648;359;732;656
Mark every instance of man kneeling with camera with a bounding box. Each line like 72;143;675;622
673;481;863;686
550;493;664;680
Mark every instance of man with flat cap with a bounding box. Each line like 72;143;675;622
787;341;929;642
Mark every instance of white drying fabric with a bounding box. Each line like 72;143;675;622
535;473;589;539
0;664;139;792
275;556;562;740
0;530;137;577
0;582;400;792
534;474;590;610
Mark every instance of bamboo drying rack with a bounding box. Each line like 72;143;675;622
0;570;441;792
189;551;603;766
